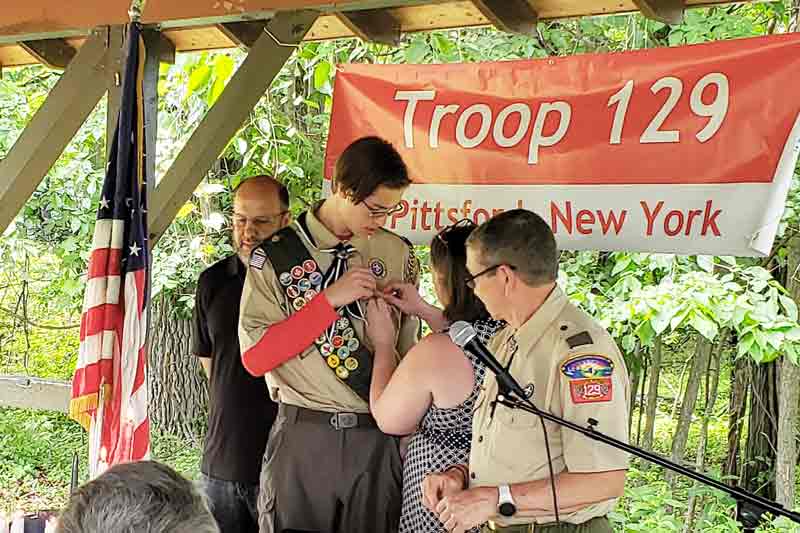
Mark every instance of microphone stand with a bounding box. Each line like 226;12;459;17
492;381;800;532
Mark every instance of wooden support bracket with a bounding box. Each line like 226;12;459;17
148;10;319;244
633;0;686;25
217;20;268;49
18;38;76;69
472;0;539;35
336;9;401;46
0;29;111;235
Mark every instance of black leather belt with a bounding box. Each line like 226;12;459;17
279;403;378;430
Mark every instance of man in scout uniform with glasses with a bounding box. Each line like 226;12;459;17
238;136;421;533
421;209;630;533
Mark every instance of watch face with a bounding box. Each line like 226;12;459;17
499;502;517;517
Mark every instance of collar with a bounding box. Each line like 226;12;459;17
512;285;568;351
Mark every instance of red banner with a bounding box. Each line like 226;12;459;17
325;34;800;256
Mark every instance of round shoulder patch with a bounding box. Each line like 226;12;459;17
369;258;387;278
561;355;614;379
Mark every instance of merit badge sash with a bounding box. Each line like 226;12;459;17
258;214;374;402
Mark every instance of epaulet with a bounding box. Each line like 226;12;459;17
377;227;413;249
565;331;594;349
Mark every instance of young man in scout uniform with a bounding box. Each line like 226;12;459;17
238;136;421;533
193;176;290;533
421;209;630;533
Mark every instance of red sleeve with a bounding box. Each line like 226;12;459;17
241;293;339;377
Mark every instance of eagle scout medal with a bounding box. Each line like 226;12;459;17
327;355;340;368
344;357;359;371
303;259;317;273
336;366;350;379
561;355;614;403
291;265;305;279
369;258;387;279
279;272;293;286
287;285;300;299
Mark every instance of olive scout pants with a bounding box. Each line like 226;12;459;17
481;517;614;533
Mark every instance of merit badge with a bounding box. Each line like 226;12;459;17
303;259;317;273
327;355;341;368
249;248;267;270
279;272;293;286
309;272;323;286
337;317;351;330
304;289;318;301
332;336;344;348
347;338;360;351
286;285;301;299
344;357;359;371
292;297;306;311
291;266;305;279
316;333;327;344
320;343;333;356
298;278;312;292
336;366;350;380
369;258;387;279
569;378;612;404
561;355;614;379
337;347;351;359
342;328;355;340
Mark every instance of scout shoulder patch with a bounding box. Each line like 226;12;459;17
561;354;614;404
249;248;267;270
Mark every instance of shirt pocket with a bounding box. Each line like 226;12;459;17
489;403;542;470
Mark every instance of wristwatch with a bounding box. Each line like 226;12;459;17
497;484;517;517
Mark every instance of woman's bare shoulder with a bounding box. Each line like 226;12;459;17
404;333;464;366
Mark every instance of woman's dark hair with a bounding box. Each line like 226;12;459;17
430;220;490;324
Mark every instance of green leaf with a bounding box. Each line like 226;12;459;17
406;39;430;63
236;138;248;156
611;257;631;276
651;305;676;335
313;61;332;90
207;76;226;107
213;54;235;83
696;255;714;273
637;321;655;346
690;312;718;340
779;295;798;322
187;64;211;93
785;344;799;365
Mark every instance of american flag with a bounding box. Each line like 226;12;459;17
69;22;150;476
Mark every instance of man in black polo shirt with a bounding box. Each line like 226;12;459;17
192;176;291;533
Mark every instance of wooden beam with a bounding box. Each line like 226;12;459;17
0;29;109;235
633;0;686;25
18;38;76;69
0;376;71;412
217;20;268;49
471;0;538;35
105;26;125;161
149;10;319;243
336;9;400;46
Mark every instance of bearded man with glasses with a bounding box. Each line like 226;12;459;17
238;136;422;533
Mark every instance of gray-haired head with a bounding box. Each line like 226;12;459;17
56;460;219;533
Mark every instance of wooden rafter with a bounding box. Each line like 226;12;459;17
471;0;538;35
633;0;686;25
336;9;401;46
217;20;268;49
18;38;76;69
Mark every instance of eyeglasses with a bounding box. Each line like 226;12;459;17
435;218;476;245
466;264;516;289
362;200;404;219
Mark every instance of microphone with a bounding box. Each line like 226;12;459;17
449;321;529;399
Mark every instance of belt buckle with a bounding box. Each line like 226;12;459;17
330;412;358;430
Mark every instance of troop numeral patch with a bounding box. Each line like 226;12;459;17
569;378;613;404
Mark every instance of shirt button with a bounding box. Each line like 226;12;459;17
478;435;483;443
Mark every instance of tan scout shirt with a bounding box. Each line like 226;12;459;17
469;286;629;526
238;206;421;413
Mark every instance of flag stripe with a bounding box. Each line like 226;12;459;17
91;219;125;251
84;275;121;308
79;304;123;341
87;248;123;278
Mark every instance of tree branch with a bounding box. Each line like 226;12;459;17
0;305;79;330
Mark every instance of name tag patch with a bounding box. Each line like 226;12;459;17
249;248;267;270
